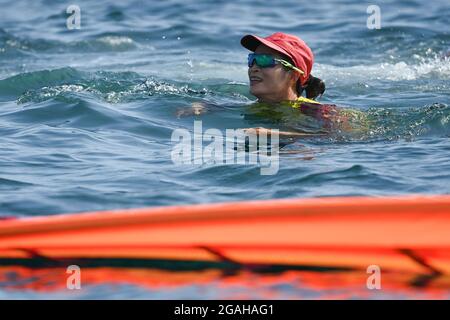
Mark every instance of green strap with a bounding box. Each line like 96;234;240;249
290;96;321;108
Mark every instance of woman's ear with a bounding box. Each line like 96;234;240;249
290;71;301;86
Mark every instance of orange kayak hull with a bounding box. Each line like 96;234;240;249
1;195;450;275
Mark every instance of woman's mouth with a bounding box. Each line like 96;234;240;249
250;76;263;85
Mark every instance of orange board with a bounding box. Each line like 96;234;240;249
0;195;450;275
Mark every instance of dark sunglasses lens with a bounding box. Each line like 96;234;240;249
247;54;254;67
247;53;275;68
255;55;274;67
248;54;275;68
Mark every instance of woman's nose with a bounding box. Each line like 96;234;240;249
249;62;261;72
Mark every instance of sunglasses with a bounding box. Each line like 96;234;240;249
247;53;305;75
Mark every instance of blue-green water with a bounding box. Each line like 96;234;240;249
0;0;449;299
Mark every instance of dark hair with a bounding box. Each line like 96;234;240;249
296;75;325;100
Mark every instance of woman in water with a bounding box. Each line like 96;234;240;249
240;32;367;137
179;32;367;137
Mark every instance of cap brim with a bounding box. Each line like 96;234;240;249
240;34;293;60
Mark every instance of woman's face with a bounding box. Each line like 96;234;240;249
248;44;298;103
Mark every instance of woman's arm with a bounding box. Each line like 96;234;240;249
243;127;326;138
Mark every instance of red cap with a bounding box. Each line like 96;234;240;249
241;32;314;86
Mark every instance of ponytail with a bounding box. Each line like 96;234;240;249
296;75;325;100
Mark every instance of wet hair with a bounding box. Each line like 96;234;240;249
296;75;326;100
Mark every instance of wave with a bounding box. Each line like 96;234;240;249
0;67;250;105
316;54;450;84
0;66;448;143
364;103;450;140
0;28;138;57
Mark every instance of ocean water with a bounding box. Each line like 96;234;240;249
0;0;449;299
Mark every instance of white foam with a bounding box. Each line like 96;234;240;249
96;36;135;47
315;55;450;84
